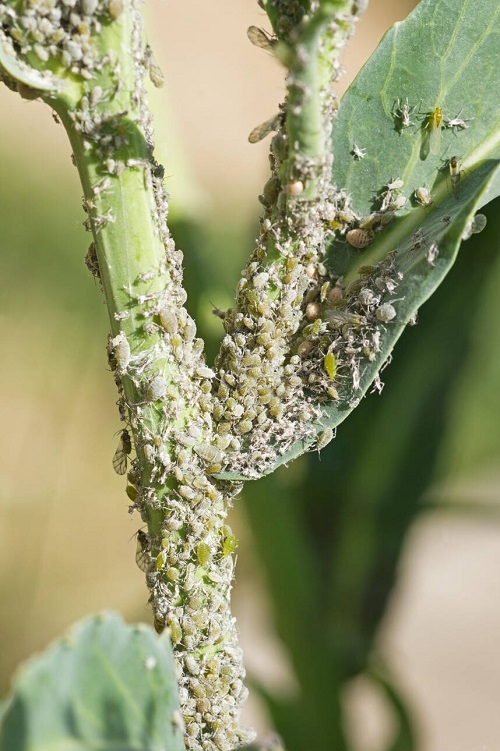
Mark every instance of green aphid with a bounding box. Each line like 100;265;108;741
324;352;337;379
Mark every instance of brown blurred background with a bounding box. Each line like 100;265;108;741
1;1;500;749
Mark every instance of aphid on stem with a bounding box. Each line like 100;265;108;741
351;144;366;159
113;428;132;475
248;114;281;144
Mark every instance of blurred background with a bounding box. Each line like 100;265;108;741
1;1;500;749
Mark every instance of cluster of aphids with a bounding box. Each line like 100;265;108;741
105;266;254;751
0;0;123;81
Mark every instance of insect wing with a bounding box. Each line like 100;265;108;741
112;430;131;475
247;25;275;52
112;445;128;475
248;115;279;144
135;530;150;572
428;108;442;156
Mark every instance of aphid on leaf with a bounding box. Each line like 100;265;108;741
448;155;462;194
415;186;433;206
247;25;277;52
375;303;397;323
443;110;473;132
248;114;281;144
113;428;132;475
426;242;439;265
393;97;416;129
324;352;337;379
351;144;366;159
346;228;372;249
426;107;443;155
317;428;334;451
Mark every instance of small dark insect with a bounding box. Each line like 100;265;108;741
152;159;165;179
135;529;151;572
248;114;281;144
85;242;100;279
113;428;132;475
210;301;226;320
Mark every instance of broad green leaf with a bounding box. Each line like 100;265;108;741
221;0;500;481
0;612;185;751
242;207;499;747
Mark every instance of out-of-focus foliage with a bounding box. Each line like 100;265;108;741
0;613;185;751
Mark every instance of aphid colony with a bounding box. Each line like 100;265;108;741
106;261;253;751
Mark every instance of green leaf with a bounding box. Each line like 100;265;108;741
220;0;500;481
367;664;416;751
0;612;185;751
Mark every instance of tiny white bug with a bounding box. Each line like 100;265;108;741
443;110;473;132
393;97;416;129
346;228;372;249
352;144;366;159
146;374;167;401
415;186;433;206
388;194;407;211
426;242;439;265
387;177;404;191
111;331;130;374
375;303;397;322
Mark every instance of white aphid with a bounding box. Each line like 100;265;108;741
111;332;130;374
415;186;433;206
375;303;397;322
352;144;366;159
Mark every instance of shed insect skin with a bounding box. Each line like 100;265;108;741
443;110;474;132
351;144;366;159
392;97;416;129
